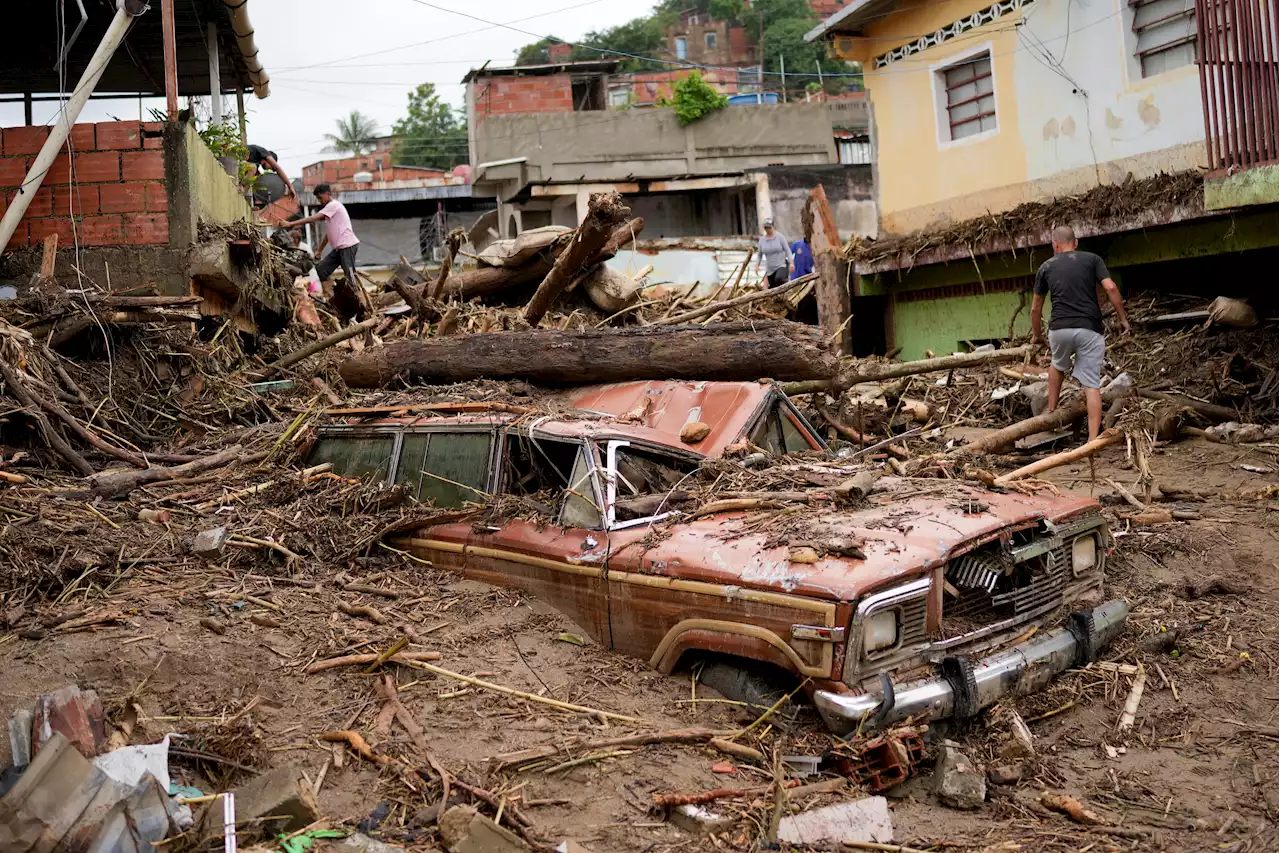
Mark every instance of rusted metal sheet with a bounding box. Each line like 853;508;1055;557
1196;0;1279;175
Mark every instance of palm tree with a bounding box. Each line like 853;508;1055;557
323;111;380;156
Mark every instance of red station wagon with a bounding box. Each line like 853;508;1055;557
311;381;1127;734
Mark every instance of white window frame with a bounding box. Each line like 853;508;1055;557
675;36;688;60
930;41;999;150
1129;0;1198;79
705;31;717;49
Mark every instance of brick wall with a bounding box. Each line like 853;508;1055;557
301;154;446;192
0;120;168;248
472;74;576;120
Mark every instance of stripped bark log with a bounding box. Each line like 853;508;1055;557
264;318;379;373
955;398;1088;456
780;345;1034;395
88;444;245;497
428;228;467;301
1136;388;1239;422
525;192;630;326
993;429;1123;484
340;321;836;388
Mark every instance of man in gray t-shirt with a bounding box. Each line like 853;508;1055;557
1031;225;1130;442
755;218;793;287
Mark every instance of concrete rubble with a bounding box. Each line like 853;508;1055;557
776;796;894;846
934;744;986;810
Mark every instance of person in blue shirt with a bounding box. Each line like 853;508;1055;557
790;238;814;279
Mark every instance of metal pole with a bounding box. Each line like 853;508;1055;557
780;53;786;102
0;4;141;255
236;87;247;145
816;59;824;96
207;21;222;125
162;0;178;119
23;93;32;126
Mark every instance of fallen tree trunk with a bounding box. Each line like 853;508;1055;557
955;399;1088;456
1136;388;1239;422
89;444;245;497
428;228;466;301
994;429;1123;484
525;192;631;326
780;345;1034;395
655;273;817;326
339;321;837;388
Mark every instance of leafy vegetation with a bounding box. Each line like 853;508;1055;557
390;83;468;169
513;0;861;95
323;111;380;156
665;71;729;125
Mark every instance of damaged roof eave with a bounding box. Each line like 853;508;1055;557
805;0;902;42
223;0;271;98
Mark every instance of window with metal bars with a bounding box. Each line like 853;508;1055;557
1131;0;1197;77
941;52;996;141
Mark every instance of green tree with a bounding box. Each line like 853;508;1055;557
666;70;728;125
571;16;670;70
391;82;468;169
756;0;862;96
516;37;560;65
323;110;380;156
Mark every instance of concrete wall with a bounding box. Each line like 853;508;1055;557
182;122;253;230
761;164;877;240
834;0;1210;234
474;103;841;186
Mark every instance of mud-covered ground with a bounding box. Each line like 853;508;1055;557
1;437;1275;853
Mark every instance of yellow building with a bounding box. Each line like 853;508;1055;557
808;0;1278;358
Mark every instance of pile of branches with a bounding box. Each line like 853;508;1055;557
846;170;1204;269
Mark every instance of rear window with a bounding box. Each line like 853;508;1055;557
397;431;493;508
310;436;395;481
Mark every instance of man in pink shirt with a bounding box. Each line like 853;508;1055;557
288;183;366;319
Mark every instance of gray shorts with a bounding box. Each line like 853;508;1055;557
1048;328;1105;388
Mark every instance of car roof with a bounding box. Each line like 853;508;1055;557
325;380;777;459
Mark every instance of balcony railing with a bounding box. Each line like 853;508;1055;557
1196;0;1279;173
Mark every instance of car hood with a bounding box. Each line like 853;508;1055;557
608;479;1102;602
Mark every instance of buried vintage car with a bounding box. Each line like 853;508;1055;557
311;380;1127;735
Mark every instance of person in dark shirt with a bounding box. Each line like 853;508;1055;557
790;238;814;279
1031;225;1130;442
245;144;296;203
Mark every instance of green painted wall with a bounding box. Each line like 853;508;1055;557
1205;165;1279;211
891;289;1032;360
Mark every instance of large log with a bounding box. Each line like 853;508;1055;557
525;192;631;326
804;185;851;355
993;429;1123;484
339;321;837;388
779;345;1034;395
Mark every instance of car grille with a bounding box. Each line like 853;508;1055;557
942;543;1071;639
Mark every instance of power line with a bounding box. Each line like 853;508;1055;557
271;0;613;76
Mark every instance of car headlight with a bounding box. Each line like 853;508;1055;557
1071;535;1097;576
863;610;899;654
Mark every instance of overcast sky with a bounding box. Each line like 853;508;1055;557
2;0;652;173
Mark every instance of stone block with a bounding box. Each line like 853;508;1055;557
777;796;894;846
935;744;985;809
192;526;229;559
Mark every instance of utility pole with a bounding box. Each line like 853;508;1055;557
816;59;824;97
757;9;764;103
780;54;786;102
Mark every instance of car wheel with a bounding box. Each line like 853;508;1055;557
694;657;801;723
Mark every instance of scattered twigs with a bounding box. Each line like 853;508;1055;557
0;360;93;476
492;728;728;772
337;601;388;625
263;318;379;374
652;779;802;808
401;659;644;723
781;344;1034;395
655;273;816;326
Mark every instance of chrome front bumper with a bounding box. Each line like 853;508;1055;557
814;600;1128;736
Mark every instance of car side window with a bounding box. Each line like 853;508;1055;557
310;435;395;481
611;444;697;522
396;431;493;508
750;402;819;455
500;433;602;529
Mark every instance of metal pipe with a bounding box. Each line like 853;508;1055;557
162;0;178;119
208;21;222;125
0;2;142;256
1195;0;1218;170
236;86;246;144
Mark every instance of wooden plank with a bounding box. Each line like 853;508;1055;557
39;233;58;280
805;185;851;355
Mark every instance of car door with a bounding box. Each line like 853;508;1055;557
391;426;497;573
465;430;611;644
